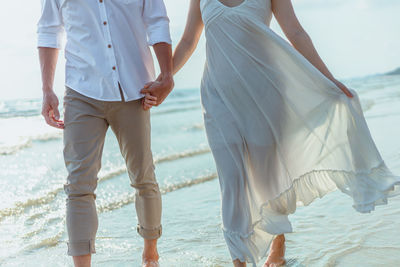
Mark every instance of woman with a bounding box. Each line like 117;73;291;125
142;0;400;266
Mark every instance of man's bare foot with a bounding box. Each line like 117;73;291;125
142;238;159;267
142;254;159;267
264;234;286;267
142;259;160;267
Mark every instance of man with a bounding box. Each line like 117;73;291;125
37;0;174;266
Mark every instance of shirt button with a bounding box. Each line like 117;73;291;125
112;66;116;70
108;44;112;48
103;21;107;25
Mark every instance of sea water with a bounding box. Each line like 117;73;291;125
0;74;400;267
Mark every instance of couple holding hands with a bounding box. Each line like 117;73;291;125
38;0;400;266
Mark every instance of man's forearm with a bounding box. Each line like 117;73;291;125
152;42;173;80
38;47;64;128
39;47;59;93
140;42;174;108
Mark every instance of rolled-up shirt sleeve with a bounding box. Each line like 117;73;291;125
37;0;64;49
142;0;172;46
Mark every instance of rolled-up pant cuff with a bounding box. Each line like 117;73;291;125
67;239;96;256
137;225;162;240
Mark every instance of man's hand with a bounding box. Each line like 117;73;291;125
140;75;174;110
42;90;64;129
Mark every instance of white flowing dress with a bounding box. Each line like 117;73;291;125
199;0;400;265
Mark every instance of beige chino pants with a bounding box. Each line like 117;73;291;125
63;87;162;256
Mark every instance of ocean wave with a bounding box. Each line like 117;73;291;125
0;131;63;155
0;98;199;120
0;147;211;220
0;99;42;119
161;96;199;106
15;172;217;253
155;147;210;164
360;99;375;112
0;103;201;155
0;139;32;155
0;94;200;119
151;105;201;115
99;147;211;182
25;230;64;251
0;187;63;219
182;123;205;131
97;172;218;213
0;110;41;119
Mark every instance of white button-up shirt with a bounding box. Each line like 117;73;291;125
37;0;172;101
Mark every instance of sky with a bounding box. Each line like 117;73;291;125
0;0;399;100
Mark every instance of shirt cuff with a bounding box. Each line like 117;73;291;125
147;24;172;46
37;32;63;49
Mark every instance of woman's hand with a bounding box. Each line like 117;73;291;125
142;92;158;110
331;78;353;98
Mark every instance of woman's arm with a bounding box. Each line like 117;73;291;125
142;0;204;109
172;0;204;75
271;0;353;97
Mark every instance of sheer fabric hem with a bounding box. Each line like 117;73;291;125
223;161;400;266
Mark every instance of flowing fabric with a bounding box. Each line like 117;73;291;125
199;0;400;265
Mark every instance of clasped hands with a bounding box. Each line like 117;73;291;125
140;74;352;110
141;74;174;110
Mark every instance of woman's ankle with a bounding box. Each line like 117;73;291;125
274;234;285;242
233;259;246;267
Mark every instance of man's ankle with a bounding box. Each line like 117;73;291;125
143;238;159;261
72;254;91;267
142;249;159;260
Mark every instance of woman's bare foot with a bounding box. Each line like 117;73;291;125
233;259;246;267
264;234;286;267
142;260;159;267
